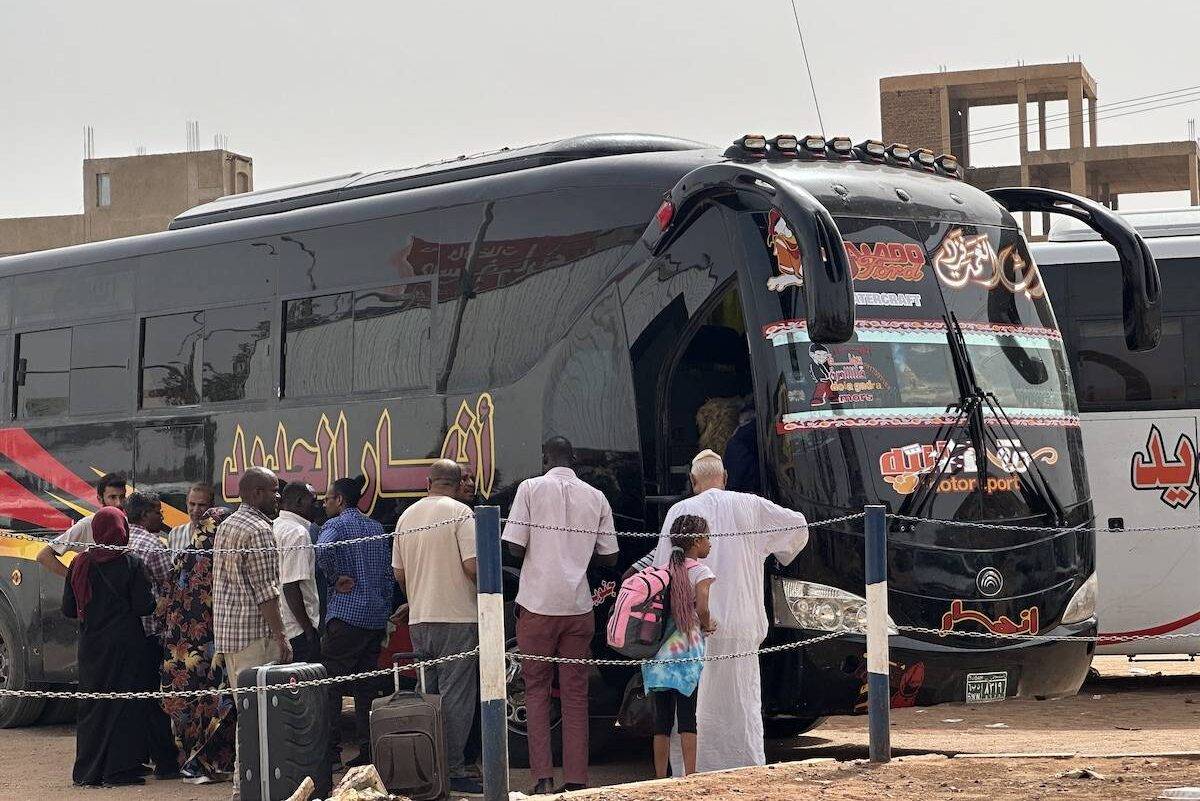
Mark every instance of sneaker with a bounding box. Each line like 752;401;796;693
529;778;556;795
449;776;485;796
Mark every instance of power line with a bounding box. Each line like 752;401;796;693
967;83;1200;137
788;0;825;138
970;94;1200;146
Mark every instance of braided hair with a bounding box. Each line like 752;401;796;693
667;515;709;634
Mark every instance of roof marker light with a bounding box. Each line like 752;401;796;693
912;148;936;169
801;135;827;155
739;134;768;152
935;153;960;177
770;134;799;156
885;143;911;163
856;139;886;159
827;137;854;157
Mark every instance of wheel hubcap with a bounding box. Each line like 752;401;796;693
0;632;10;689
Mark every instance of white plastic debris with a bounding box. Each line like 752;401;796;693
984;723;1008;728
1159;789;1200;800
941;718;964;723
1057;767;1105;780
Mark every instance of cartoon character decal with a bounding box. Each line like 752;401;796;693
766;209;804;292
1131;425;1198;509
854;659;926;712
808;344;838;406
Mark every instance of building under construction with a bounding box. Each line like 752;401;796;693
880;61;1200;231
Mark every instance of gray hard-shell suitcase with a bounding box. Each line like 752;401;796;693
369;652;449;800
236;661;331;801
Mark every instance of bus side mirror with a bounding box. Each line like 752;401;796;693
988;187;1162;352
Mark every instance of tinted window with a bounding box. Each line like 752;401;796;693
15;328;69;418
142;312;202;408
283;293;352;398
354;282;432;393
15;261;134;326
1073;317;1186;409
203;304;272;403
70;321;131;415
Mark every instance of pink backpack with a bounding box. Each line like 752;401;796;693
606;564;672;658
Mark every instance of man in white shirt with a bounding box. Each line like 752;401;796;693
274;482;322;663
168;482;216;550
501;437;619;795
650;450;809;774
35;472;127;579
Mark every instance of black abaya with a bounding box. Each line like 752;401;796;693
63;553;157;786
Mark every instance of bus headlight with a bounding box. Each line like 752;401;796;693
1061;573;1098;624
772;577;896;634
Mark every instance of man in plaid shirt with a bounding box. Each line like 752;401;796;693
316;476;393;768
213;467;290;801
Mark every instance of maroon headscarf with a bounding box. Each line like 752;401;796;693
69;507;129;622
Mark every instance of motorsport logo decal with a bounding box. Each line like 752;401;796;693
1131;425;1198;509
932;228;1045;300
878;437;1058;496
222;394;496;514
766;209;803;292
941;599;1040;636
844;242;925;282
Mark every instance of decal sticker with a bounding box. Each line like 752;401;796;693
1130;425;1198;509
931;228;1044;300
878;438;1058;496
766;209;804;292
222;393;496;514
855;291;922;308
807;343;889;407
591;579;617;607
844;242;925;282
941;599;1040;636
853;659;926;712
777;410;1080;433
763;317;1061;344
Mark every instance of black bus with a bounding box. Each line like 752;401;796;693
0;134;1159;751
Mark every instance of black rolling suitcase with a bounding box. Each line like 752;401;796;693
236;662;331;801
370;653;449;801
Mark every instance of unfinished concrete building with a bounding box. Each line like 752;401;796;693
880;62;1200;232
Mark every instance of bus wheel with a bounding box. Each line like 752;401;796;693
0;606;46;728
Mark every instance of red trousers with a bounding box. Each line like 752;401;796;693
517;608;593;784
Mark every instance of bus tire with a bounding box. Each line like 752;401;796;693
0;604;46;728
36;698;78;726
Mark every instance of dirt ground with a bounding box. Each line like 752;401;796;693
2;656;1198;801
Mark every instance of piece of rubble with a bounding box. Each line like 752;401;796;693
285;777;316;801
941;718;964;723
984;723;1008;729
1159;789;1200;800
1057;767;1105;780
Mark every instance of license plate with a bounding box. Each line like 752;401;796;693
965;671;1008;703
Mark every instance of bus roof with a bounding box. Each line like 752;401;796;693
1048;206;1200;241
1034;207;1200;265
169;133;709;230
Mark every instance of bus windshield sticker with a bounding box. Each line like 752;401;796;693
1131;425;1198;509
766;209;804;292
932;228;1045;300
855;291;922;308
807;343;888;407
222;393;496;513
778;410;1080;433
941;599;1040;636
845;242;926;282
879;438;1059;496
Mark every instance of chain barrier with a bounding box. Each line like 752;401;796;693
0;648;480;701
511;630;845;667
497;511;866;539
889;513;1200;535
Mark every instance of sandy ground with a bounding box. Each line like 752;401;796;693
2;656;1197;800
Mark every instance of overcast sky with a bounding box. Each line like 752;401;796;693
2;0;1198;218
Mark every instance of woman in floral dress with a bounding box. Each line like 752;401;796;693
158;506;235;782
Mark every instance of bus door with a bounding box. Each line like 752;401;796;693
1083;412;1200;651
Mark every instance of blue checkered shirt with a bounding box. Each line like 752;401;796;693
315;508;393;630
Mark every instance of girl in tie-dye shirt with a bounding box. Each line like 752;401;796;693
642;515;717;778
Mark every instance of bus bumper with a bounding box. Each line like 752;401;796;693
762;620;1096;718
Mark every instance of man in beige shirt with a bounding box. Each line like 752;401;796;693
392;459;480;796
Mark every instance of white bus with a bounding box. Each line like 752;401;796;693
1033;208;1200;657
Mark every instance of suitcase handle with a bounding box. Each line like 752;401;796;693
391;652;427;694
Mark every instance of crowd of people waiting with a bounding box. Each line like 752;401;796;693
35;435;809;798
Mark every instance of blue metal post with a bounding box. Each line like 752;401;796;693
864;504;891;763
475;506;510;801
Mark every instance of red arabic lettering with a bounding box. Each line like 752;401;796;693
1131;425;1198;509
940;599;1040;636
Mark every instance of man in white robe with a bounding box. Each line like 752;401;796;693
649;449;809;773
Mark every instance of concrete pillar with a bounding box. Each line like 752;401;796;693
1038;101;1047;150
1088;97;1098;147
1070;160;1087;197
1017;81;1029;157
938;87;952;154
1189;156;1200;206
1068;78;1085;150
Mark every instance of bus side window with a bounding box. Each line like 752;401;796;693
15;321;131;419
